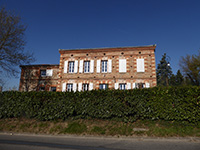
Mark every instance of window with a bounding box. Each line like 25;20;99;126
119;59;126;72
99;84;108;90
136;83;145;89
40;70;46;77
46;69;53;76
39;87;45;91
83;84;89;91
67;84;73;92
68;61;74;73
50;87;56;92
84;61;90;73
119;84;126;90
137;59;145;72
102;60;107;73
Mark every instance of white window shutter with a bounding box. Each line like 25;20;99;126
74;60;78;73
108;59;112;73
114;83;119;89
133;83;136;89
89;83;93;91
97;60;101;73
90;60;94;73
137;59;145;72
127;83;131;90
119;59;126;72
62;83;66;92
73;83;77;92
64;61;68;73
78;83;82;92
79;60;83;73
146;83;150;88
46;69;53;76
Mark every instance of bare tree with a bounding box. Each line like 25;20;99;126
179;51;200;86
0;7;35;79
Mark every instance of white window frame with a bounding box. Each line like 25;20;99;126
119;83;126;90
108;59;112;73
68;61;75;73
137;59;145;72
67;84;73;92
102;60;108;73
84;61;90;73
46;69;53;76
99;84;108;90
89;83;93;90
119;59;127;72
90;60;94;73
62;83;66;92
64;61;68;73
83;83;89;91
78;83;82;91
79;60;83;73
114;83;119;89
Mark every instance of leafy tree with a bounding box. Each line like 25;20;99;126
169;74;176;86
169;70;184;86
0;7;35;82
179;51;200;86
156;53;172;86
176;70;184;86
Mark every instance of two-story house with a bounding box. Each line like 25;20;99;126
19;45;156;92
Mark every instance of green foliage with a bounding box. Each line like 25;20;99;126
169;70;184;86
0;87;200;125
91;126;106;135
157;53;172;86
62;122;87;134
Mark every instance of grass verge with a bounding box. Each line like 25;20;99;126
0;118;199;137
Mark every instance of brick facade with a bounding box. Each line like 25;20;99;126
19;64;59;91
19;45;157;92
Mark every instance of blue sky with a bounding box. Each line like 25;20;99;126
1;0;200;90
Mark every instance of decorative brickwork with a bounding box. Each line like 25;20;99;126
19;45;157;91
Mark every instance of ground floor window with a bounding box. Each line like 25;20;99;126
50;87;56;92
39;87;45;91
119;83;126;90
99;84;108;90
83;83;89;91
136;83;145;89
67;84;73;92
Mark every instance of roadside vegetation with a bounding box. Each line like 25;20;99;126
0;87;200;137
0;118;200;137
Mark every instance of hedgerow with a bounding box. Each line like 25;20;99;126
0;87;200;124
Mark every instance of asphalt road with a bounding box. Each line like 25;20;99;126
0;133;200;150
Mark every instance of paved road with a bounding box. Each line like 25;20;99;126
0;133;200;150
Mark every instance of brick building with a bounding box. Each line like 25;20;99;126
19;45;156;92
19;64;59;91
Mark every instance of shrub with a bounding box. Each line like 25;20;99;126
0;87;200;124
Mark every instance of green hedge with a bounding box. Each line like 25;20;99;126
0;87;200;124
